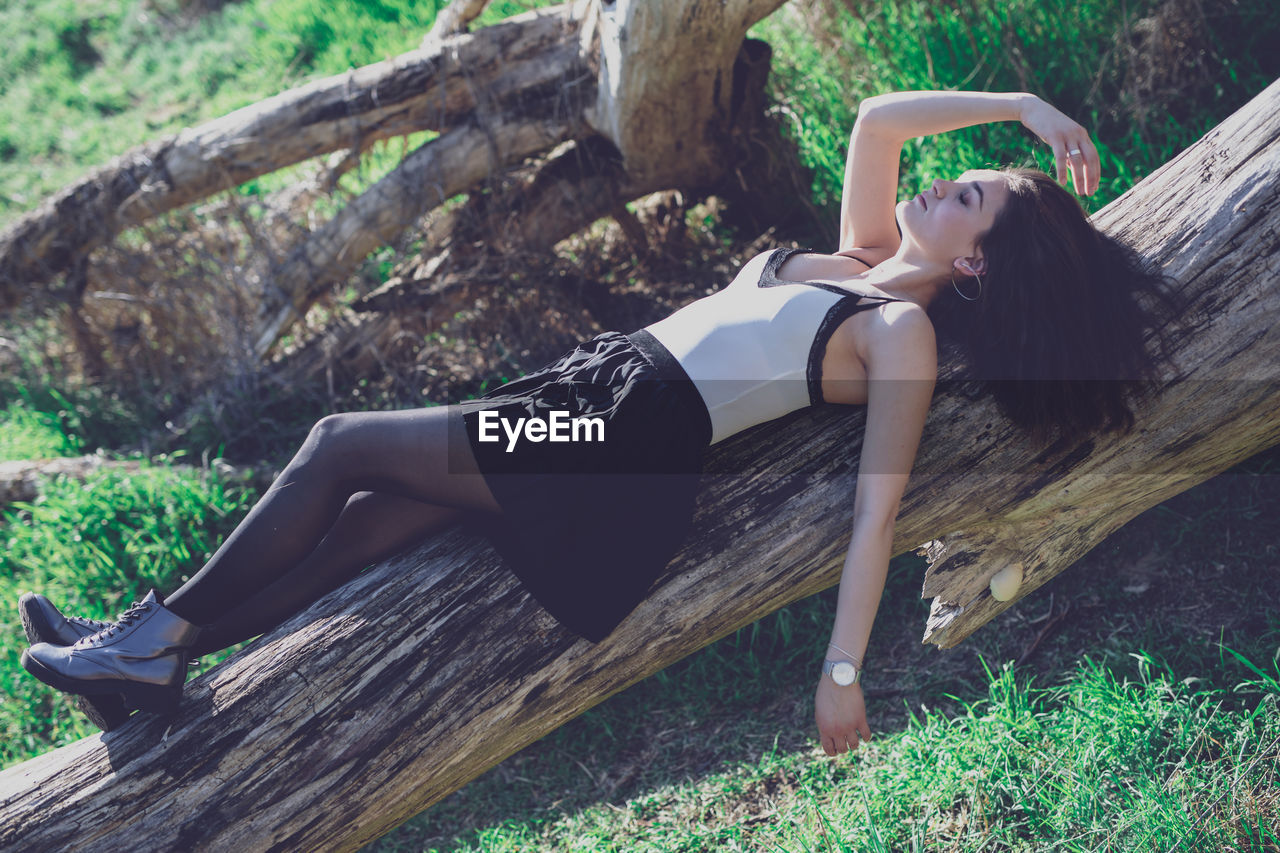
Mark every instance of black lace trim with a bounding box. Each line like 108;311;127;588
757;247;901;405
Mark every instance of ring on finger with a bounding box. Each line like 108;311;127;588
1067;147;1082;157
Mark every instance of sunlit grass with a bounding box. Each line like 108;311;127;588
371;651;1279;852
0;0;561;226
378;648;1280;845
0;455;258;765
0;400;81;462
752;0;1280;237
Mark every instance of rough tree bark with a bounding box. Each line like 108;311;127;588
914;77;1280;645
1;80;1277;853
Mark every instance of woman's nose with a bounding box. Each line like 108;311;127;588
931;179;946;197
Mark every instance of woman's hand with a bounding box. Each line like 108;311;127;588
1018;95;1101;196
815;676;872;756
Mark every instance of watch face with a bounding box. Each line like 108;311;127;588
831;661;858;686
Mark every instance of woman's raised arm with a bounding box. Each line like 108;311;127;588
838;90;1097;257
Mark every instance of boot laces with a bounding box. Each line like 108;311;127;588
77;598;155;647
68;615;112;633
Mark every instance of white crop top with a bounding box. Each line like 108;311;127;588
642;247;902;445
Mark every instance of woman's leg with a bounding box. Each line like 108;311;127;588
20;406;495;712
188;490;465;657
164;405;499;627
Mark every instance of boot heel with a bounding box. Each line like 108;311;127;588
19;589;199;718
121;682;182;715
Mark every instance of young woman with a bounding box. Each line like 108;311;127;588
19;90;1172;756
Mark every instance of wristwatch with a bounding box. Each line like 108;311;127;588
822;659;861;686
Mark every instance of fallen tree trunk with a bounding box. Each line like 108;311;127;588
249;113;584;358
0;5;580;307
1;80;1277;851
3;0;799;374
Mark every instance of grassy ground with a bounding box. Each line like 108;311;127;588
362;444;1280;852
0;401;258;763
752;0;1280;229
0;0;561;228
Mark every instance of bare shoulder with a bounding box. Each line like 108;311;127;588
860;300;937;379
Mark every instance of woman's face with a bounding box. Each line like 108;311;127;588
896;169;1010;275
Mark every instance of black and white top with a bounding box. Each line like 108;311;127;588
642;247;903;445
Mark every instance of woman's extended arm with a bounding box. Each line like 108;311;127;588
814;304;937;756
838;90;1100;257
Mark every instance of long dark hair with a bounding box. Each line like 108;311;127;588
928;167;1181;446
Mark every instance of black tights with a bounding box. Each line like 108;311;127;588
162;406;501;658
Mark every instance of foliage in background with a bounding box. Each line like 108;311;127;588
0;314;172;454
0;0;571;226
753;0;1280;241
0;400;82;461
0;455;257;766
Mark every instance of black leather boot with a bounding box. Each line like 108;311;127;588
18;593;134;731
21;590;200;716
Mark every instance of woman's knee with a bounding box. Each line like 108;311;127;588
296;413;367;470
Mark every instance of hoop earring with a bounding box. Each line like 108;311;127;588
952;268;983;302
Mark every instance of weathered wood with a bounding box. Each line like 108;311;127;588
363;26;798;328
421;0;494;48
0;81;1277;852
914;75;1280;647
250;112;585;358
405;34;789;262
580;0;789;186
0;5;580;305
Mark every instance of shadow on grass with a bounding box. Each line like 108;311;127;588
367;442;1280;852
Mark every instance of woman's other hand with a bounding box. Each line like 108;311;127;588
815;676;872;756
1018;95;1101;196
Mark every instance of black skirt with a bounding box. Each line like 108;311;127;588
457;329;712;642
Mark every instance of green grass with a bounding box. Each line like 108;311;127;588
0;316;164;455
751;0;1280;237
0;399;81;461
0;0;559;227
404;652;1278;852
364;645;1279;852
0;456;258;765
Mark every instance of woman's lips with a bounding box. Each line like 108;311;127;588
916;193;928;210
